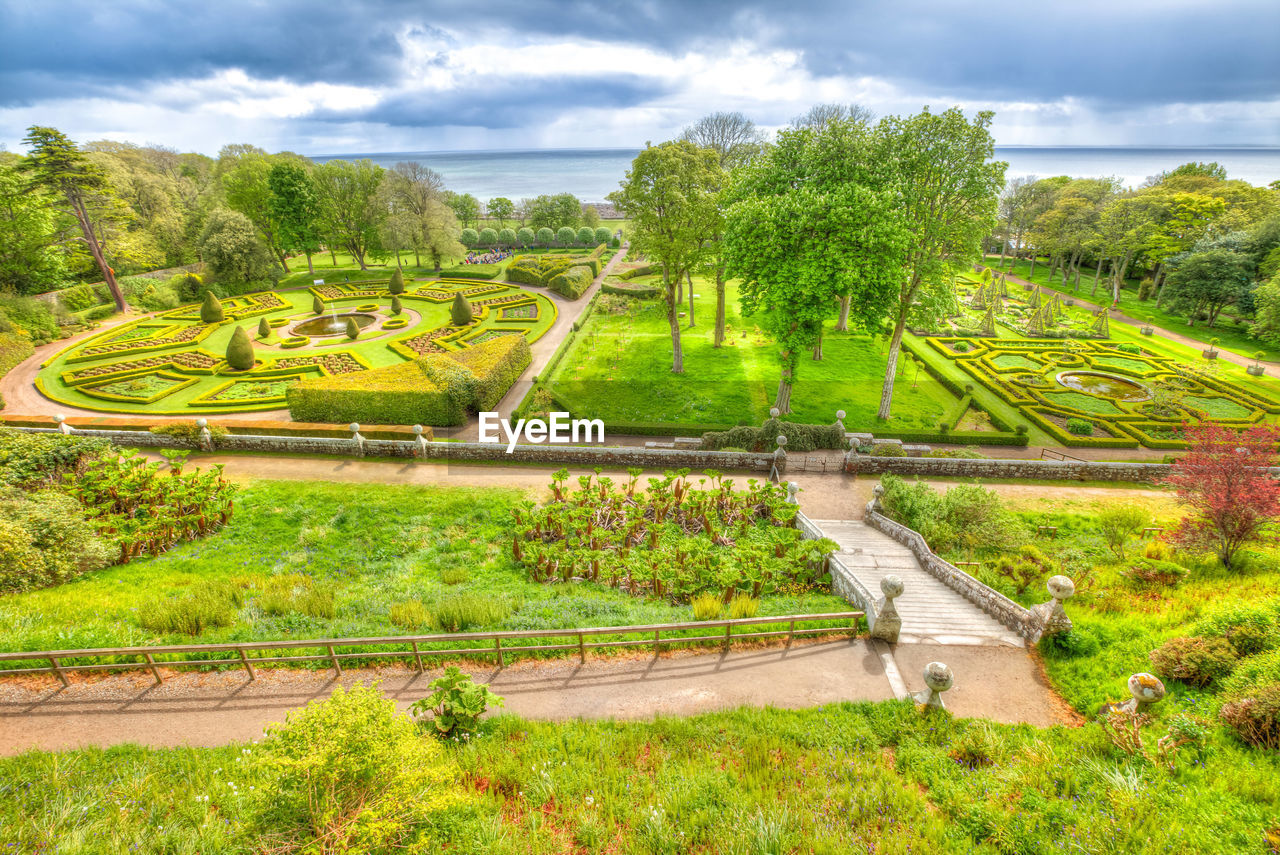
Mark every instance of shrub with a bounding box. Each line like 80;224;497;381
140;582;241;635
257;316;271;339
497;227;516;246
594;226;612;244
691;592;723;620
952;341;970;353
1221;648;1280;699
410;665;504;740
429;594;513;632
0;294;60;343
390;600;429;631
447;332;531;410
727;594;760;619
1143;540;1174;560
225;325;255;370
0;332;35;409
576;226;595;245
556;226;576;245
505;255;547;286
602;278;661;299
441;567;469;585
535;227;554;246
1149;636;1236;687
0;488;113;593
1038;628;1100;659
256;574;336;619
312;294;324;314
389;267;405;295
1098;505;1148;557
149;421;228;444
460;228;479;248
1117;343;1141;354
871;444;907;457
344;317;359;340
252;685;469;850
548;264;593;300
59;284;100;312
1065;418;1094;436
1125;558;1188;587
1192;601;1280;655
1219;683;1280;749
478;227;498;246
168;272;205;302
450;292;474;325
949;722;1008;769
516;227;535;246
200;291;225;324
391;295;402;315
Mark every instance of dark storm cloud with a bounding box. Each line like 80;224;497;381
1;0;1275;114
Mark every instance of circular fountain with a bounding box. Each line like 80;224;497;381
290;312;377;337
1055;371;1150;402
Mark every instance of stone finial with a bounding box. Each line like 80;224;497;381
836;409;846;421
53;414;74;435
769;407;780;419
870;483;885;512
848;436;859;450
1030;575;1075;640
412;424;424;436
349;423;361;434
785;481;800;504
880;574;904;600
1125;673;1166;713
350;422;366;458
869;574;903;643
52;414;64;424
911;661;953;709
196;418;207;428
775;434;788;448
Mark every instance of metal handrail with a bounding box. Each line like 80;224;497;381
0;611;864;686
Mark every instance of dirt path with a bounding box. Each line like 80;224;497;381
0;638;1072;756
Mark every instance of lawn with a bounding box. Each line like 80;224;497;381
0;479;850;661
3;697;1278;853
545;278;960;432
985;255;1280;362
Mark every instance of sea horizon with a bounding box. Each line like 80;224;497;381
309;145;1280;202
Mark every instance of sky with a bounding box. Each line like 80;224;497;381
1;0;1278;156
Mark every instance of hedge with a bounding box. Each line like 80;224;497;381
439;264;502;281
0;332;35;409
701;419;844;453
505;255;545;286
602;278;662;299
549;265;593;300
617;264;658;281
286;335;530;426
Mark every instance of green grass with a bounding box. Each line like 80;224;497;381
0;480;849;661
986;255;1280;361
546;278;960;432
3;699;1279;853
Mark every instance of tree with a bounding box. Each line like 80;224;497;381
19;126;127;310
479;227;498;246
461;228;479;247
199;207;278;284
391;295;402;315
791;103;875;130
200;290;225;324
221;150;290;271
535;227;554;246
1161;249;1253;327
724;120;905;411
1250;273;1280;345
608;141;722;374
556;226;576;245
389;268;405;295
0;155;69;295
312;159;385;269
450;292;473;325
1096;194;1158;301
345;317;360;339
313;294;324;315
576;226;594;245
517;227;535;246
1165;423;1280;570
872;108;1006;420
226;325;255;370
678;111;766;169
267;162;321;275
487;196;514;228
526;193;582;231
257;316;270;339
497;227;516;245
445;192;480;228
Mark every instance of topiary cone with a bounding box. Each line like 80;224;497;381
450;292;474;325
389;267;405;295
200;291;225;324
391;295;402;315
257;317;270;339
226;326;255;370
345;317;360;339
313;294;324;315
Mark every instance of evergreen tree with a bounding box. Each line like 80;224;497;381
450;292;473;325
200;291;225;324
226;326;255;370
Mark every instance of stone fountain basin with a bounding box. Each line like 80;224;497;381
290;312;378;338
1054;370;1150;402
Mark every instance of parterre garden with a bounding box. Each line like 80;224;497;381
33;277;556;417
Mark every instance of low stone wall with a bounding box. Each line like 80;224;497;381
849;455;1172;483
863;504;1043;642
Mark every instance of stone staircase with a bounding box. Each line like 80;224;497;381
811;519;1025;647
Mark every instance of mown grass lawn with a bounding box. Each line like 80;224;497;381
3;699;1278;854
0;480;849;660
547;278;959;432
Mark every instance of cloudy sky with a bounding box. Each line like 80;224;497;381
2;0;1277;156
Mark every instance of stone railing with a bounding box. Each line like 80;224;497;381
861;496;1072;644
845;452;1176;484
796;510;901;643
14;422;777;472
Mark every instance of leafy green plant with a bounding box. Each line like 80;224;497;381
1149;636;1236;687
140;582;241;635
1098;505;1148;558
1065;417;1094;436
727;594;759;619
430;594;513;632
410;665;504;739
441;567;469;585
691;592;722;620
390;600;429;631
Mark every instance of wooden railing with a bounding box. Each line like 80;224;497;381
1040;447;1084;462
0;612;864;687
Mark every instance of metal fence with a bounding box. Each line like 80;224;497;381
0;612;864;687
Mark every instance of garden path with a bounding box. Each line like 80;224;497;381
0;637;1071;756
808;519;1028;648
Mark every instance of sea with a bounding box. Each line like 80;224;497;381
309;146;1280;203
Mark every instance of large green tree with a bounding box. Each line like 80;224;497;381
0;155;69;295
198;207;278;285
445;191;480;228
724;120;906;413
525;193;582;231
219;148;291;271
871;108;1006;420
486;196;514;228
608;141;722;374
312;159;385;270
19;126;127;310
1162;249;1254;328
267;162;321;275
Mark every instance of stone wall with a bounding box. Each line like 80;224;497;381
849;455;1173;483
863;504;1043;642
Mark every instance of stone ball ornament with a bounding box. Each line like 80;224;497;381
1046;575;1075;601
349;423;361;433
775;434;788;448
836;410;846;420
769;407;780;418
412;424;424;436
195;418;208;428
880;574;904;599
1128;672;1166;706
922;661;954;693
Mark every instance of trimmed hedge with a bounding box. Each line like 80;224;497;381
602;278;662;299
617;264;658;281
286;336;530;426
701;419;844;453
440;264;502;281
548;265;593;300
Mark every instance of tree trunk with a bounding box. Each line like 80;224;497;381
413;248;421;268
835;295;851;332
305;252;314;276
73;197;125;311
1091;258;1104;295
664;266;684;374
1072;253;1082;290
774;351;794;413
812;325;823;360
328;246;337;265
998;240;1007;268
713;270;726;348
1113;250;1134;302
876;313;909;421
686;271;695;327
276;247;291;272
1028;255;1037;280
